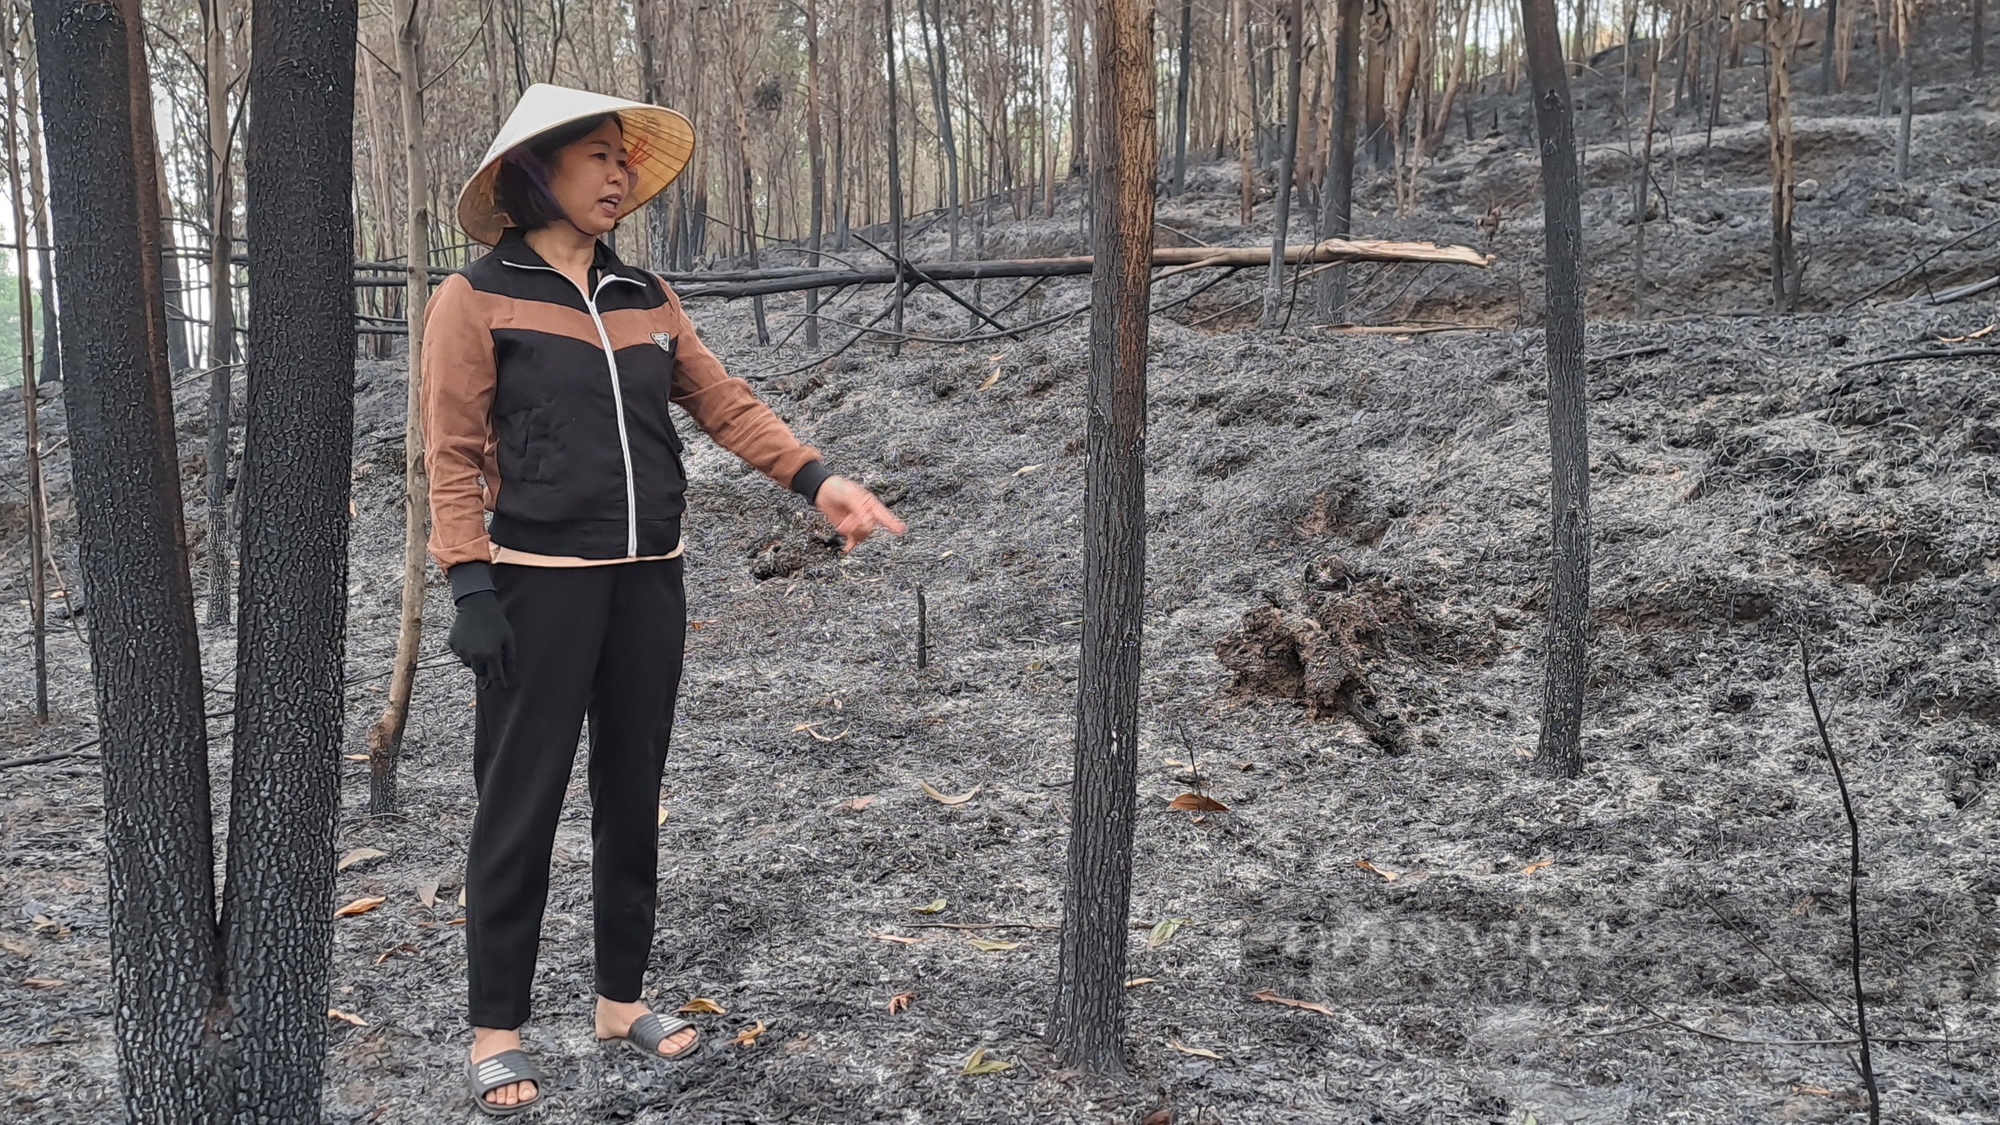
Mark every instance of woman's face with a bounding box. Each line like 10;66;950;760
545;118;635;237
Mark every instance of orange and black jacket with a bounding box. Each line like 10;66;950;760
421;228;830;598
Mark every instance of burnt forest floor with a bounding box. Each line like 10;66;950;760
4;27;2000;1125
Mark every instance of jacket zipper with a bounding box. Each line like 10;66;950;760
503;261;647;556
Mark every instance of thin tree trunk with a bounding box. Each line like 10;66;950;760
1052;0;1153;1076
883;0;906;353
1895;1;1912;180
1977;0;1987;77
1233;0;1255;224
805;0;825;348
202;0;236;626
20;14;58;390
729;61;769;343
32;0;226;1117
4;0;45;721
1767;0;1799;306
1041;0;1057;215
1261;0;1305;328
1633;35;1662;316
154;142;193;374
222;0;359;1116
1520;0;1590;779
1317;0;1360;320
1820;0;1838;92
636;0;670;270
917;0;960;257
1172;0;1194;195
1364;3;1391;167
367;0;430;816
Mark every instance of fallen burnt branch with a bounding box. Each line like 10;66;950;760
664;238;1491;300
1836;345;2000;373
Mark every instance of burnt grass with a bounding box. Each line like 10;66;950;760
6;49;2000;1125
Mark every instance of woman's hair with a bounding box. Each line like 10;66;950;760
494;112;624;231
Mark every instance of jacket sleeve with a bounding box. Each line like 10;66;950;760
420;273;499;582
658;280;831;502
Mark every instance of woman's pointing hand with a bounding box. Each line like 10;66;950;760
813;475;907;554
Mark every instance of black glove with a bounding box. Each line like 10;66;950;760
448;589;516;692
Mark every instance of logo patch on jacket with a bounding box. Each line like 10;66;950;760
651;331;675;352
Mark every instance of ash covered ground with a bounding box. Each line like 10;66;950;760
3;30;2000;1125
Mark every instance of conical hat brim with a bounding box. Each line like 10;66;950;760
457;83;694;247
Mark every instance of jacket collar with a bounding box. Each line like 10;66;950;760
489;226;646;286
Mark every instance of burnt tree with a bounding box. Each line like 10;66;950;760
32;0;225;1116
1316;0;1362;320
1051;0;1154;1075
1520;0;1590;778
219;0;359;1115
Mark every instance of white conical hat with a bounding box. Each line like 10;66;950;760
456;83;695;247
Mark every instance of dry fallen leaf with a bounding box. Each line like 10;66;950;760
334;895;387;919
21;976;65;989
1141;1110;1173;1125
457;886;467;908
1167;1037;1222;1060
1520;857;1554;875
913;898;948;915
968;937;1023;952
871;931;921;945
658;805;668;825
888;990;917;1015
844;795;876;811
1125;977;1157;988
960;1047;1014;1075
731;1020;766;1047
1167;792;1228;813
1354;860;1399;881
1013;462;1043;476
416;879;439;908
677;997;728;1015
343;753;368;761
977;368;1002;391
920;781;981;805
327;1008;367;1027
1251;988;1335;1017
1147;918;1185;949
337;847;386;872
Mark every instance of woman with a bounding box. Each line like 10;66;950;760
424;84;905;1115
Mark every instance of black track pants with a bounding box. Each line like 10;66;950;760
464;557;687;1030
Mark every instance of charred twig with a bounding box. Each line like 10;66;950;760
1701;897;1853;1029
0;746;99;769
1590;343;1670;363
1836;345;2000;373
1798;632;1881;1124
906;921;1059;931
850;232;1014;335
1630;1000;1957;1048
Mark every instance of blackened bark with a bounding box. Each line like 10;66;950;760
4;0;47;722
1171;0;1193;195
1519;0;1589;779
1316;0;1361;320
1052;0;1153;1075
31;0;227;1119
882;0;905;354
805;0;826;347
221;0;357;1116
1260;0;1305;328
202;0;235;626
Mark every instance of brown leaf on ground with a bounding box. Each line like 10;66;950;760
677;997;728;1014
1125;977;1157;987
960;1047;1013;1075
920;781;981;805
416;879;439;907
1354;859;1399;881
373;942;417;966
336;847;386;871
1142;1109;1174;1125
1167;1037;1222;1060
1251;988;1335;1016
326;1008;367;1026
334;895;386;918
21;976;65;989
1167;792;1228;812
871;931;921;945
1520;857;1554;875
888;990;917;1015
967;937;1022;952
844;795;876;810
913;898;948;914
731;1020;766;1047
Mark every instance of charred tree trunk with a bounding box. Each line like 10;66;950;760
1520;0;1590;779
202;0;236;626
1261;0;1305;328
1767;0;1801;306
1633;36;1662;317
20;15;59;390
1232;0;1255;224
1895;1;1913;180
635;0;670;270
31;0;226;1117
220;0;358;1117
1317;0;1361;320
883;0;906;353
1171;0;1194;195
1820;0;1838;92
917;0;960;256
1364;0;1392;167
804;0;826;347
1978;0;1988;78
366;0;429;815
1051;0;1154;1075
729;63;769;344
